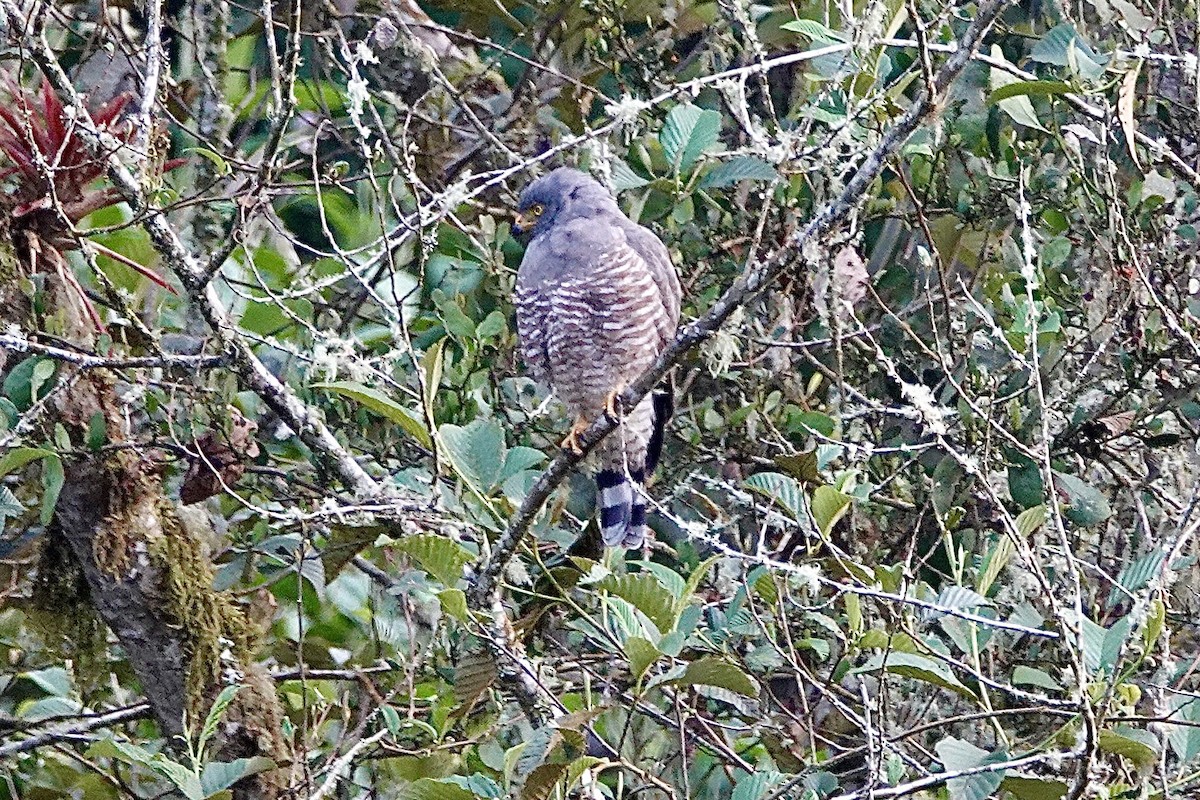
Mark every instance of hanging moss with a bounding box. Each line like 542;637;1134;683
29;529;108;695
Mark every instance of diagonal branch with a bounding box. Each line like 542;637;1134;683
0;1;384;499
469;0;1010;605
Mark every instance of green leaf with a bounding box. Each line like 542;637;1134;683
314;381;432;449
198;685;240;757
977;535;1014;596
700;157;779;188
600;573;676;634
403;777;477;800
1029;24;1106;78
398;534;473;588
999;776;1068;800
611;159;650;191
811;485;852;537
474;310;507;340
855;652;975;698
1053;472;1112;526
660;103;721;172
1108;549;1167;608
29;359;55;404
200;757;275;797
987;80;1073;104
670;657;759;697
935;738;1007;800
1016;504;1046;537
439;774;504;799
1165;697;1200;764
0;485;23;517
40;454;63;525
437;419;507;496
1098;726;1158;767
989;46;1049;133
1012;665;1062;691
438;589;469;621
779;18;846;41
730;770;784;800
625;636;661;681
744;472;804;520
0;446;55;477
453;649;497;709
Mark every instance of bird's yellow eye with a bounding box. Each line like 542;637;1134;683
530;203;544;216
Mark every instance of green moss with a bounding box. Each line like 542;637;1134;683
29;530;108;696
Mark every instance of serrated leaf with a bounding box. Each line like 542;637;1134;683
1108;549;1167;608
810;485;851;537
611;159;649;191
660;103;721;172
670;657;759;697
744;472;804;520
600;572;676;634
437;419;507;496
1016;504;1046;537
398;534;473;588
774;451;821;484
200;757;275;797
453;649;497;709
314;381;432;449
977;535;1014;596
923;585;990;622
625;636;661;681
1098;726;1158;767
731;769;784;800
198;685;240;756
700;157;779;188
855;652;975;698
521;764;567;800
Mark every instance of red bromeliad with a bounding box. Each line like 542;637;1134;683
0;77;184;330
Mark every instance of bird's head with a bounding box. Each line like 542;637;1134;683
512;167;615;238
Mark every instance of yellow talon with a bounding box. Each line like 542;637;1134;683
604;389;622;421
561;416;589;454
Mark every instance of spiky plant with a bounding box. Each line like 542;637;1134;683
0;76;182;329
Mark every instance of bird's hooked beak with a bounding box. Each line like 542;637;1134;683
511;210;537;237
511;203;545;238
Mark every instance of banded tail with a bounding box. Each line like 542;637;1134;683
596;467;646;548
596;387;672;549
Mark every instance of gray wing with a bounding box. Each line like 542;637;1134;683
622;221;681;348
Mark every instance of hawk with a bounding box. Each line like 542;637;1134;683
512;167;681;548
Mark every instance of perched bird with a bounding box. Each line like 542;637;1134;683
512;167;681;548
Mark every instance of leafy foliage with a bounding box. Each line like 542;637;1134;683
1;0;1199;797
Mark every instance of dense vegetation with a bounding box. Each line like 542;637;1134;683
1;0;1198;797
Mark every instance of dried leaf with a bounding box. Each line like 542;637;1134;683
180;407;260;505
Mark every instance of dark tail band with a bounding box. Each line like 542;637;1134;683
597;467;647;548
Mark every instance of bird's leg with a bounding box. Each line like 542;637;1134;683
561;415;589;455
604;388;623;421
